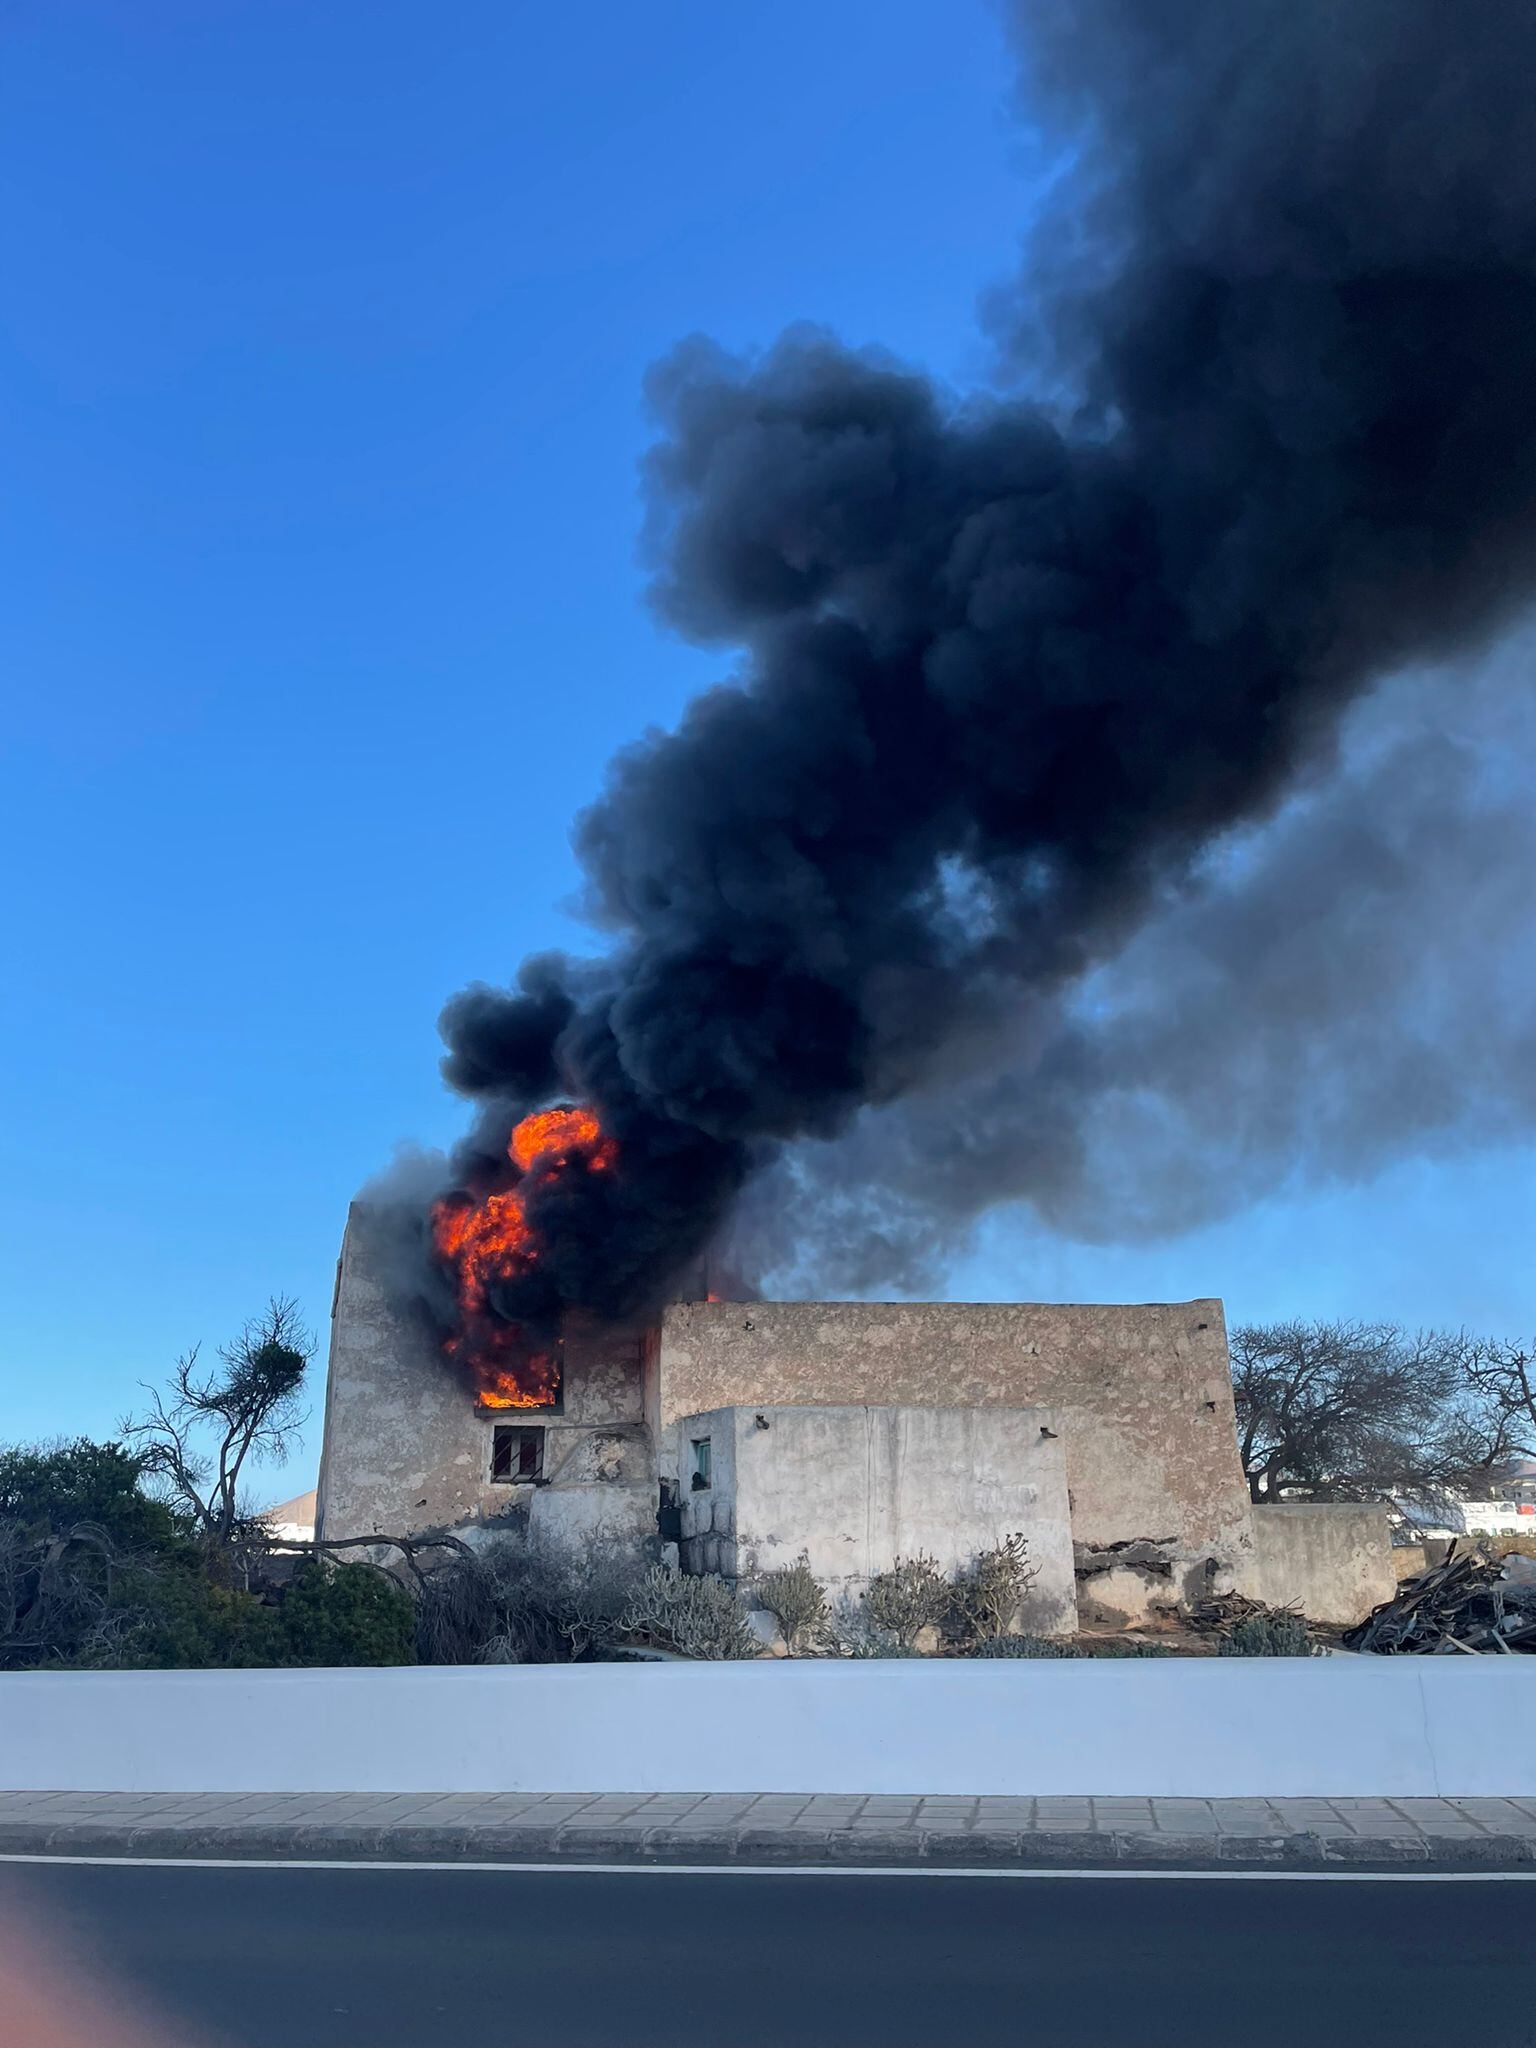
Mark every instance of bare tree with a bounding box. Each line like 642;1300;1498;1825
1459;1340;1536;1465
1230;1320;1507;1508
120;1297;313;1557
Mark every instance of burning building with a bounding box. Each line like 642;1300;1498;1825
321;0;1530;1638
315;1193;1270;1628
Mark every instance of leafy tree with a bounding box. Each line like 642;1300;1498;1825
0;1439;197;1669
0;1439;183;1553
1230;1320;1504;1507
0;1312;422;1670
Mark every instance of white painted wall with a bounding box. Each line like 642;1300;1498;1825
2;1660;1532;1798
678;1403;1077;1634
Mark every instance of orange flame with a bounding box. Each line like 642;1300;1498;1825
472;1361;561;1410
430;1103;616;1407
508;1104;614;1173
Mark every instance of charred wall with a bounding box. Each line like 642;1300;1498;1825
316;1202;656;1552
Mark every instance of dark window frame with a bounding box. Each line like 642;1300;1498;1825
490;1424;546;1484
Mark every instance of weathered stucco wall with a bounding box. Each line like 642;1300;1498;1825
320;1230;1252;1615
656;1300;1254;1609
316;1203;655;1549
1250;1504;1398;1626
676;1403;1077;1635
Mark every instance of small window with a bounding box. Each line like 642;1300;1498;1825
690;1437;711;1491
491;1425;544;1484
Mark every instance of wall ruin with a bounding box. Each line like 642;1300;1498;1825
653;1299;1257;1616
1249;1503;1399;1627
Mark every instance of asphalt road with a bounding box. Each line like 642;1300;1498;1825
2;1862;1533;2048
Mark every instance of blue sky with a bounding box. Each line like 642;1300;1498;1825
3;0;1533;1490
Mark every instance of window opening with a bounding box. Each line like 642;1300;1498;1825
491;1425;545;1484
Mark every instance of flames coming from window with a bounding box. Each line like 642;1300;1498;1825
429;1105;617;1407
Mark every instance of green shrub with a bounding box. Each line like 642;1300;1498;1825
0;1440;202;1669
623;1565;758;1660
865;1553;949;1650
970;1633;1174;1660
99;1559;415;1669
971;1632;1081;1659
0;1439;187;1553
277;1560;417;1666
0;1435;418;1670
105;1564;284;1670
754;1556;828;1656
1218;1609;1315;1658
825;1594;901;1658
948;1534;1039;1648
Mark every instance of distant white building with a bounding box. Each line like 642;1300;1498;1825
261;1488;317;1545
1399;1458;1536;1542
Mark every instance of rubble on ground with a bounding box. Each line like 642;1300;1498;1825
1184;1592;1278;1636
1345;1545;1536;1655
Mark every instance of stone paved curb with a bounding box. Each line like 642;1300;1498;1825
2;1811;1535;1873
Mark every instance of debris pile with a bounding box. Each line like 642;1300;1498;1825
1346;1548;1536;1655
1184;1592;1280;1638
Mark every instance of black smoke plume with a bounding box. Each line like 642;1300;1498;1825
425;0;1536;1340
725;637;1536;1296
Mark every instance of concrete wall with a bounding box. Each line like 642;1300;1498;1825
676;1403;1076;1635
4;1661;1533;1798
656;1300;1254;1613
317;1203;655;1550
1250;1504;1398;1626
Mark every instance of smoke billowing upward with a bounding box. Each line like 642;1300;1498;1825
725;638;1536;1297
420;0;1536;1368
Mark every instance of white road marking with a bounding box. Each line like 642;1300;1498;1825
0;1853;1530;1882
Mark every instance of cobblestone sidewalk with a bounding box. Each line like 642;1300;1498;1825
3;1791;1535;1870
